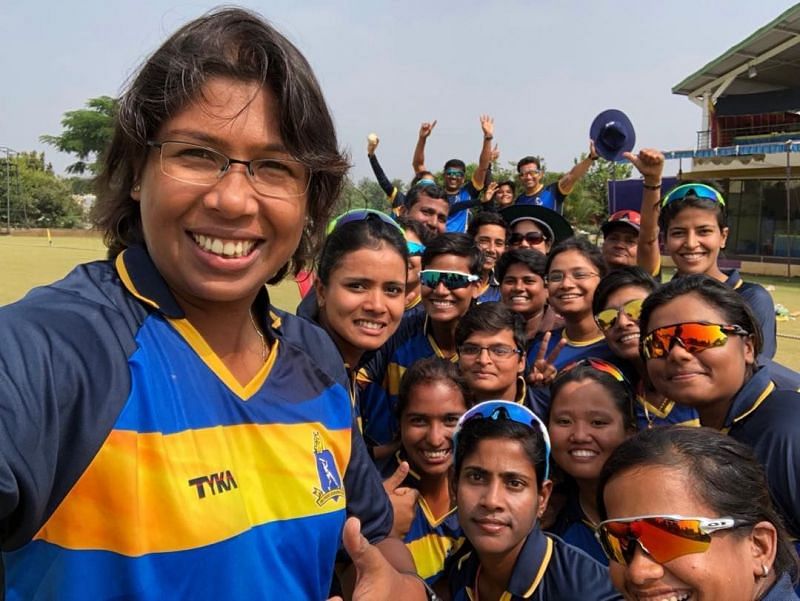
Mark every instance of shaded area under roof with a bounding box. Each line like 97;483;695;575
673;4;800;99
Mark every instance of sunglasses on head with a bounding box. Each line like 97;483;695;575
641;321;749;360
420;269;479;290
595;298;644;331
326;208;403;236
509;231;548;246
661;183;725;208
559;357;628;385
407;241;426;257
597;515;748;565
454;400;550;479
445;169;465;178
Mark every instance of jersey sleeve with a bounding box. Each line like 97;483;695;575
741;284;777;359
368;154;399;206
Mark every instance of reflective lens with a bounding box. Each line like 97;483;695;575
407;241;426;257
420;269;479;290
326;208;404;236
509;231;547;246
454;400;550;479
445;169;465;177
559;357;628;385
641;322;749;360
595;298;644;331
149;140;309;198
597;516;742;565
662;183;725;208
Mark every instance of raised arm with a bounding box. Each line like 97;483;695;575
472;114;495;191
367;134;398;201
412;120;436;174
624;148;665;276
558;140;598;195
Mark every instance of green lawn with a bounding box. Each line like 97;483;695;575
2;234;797;370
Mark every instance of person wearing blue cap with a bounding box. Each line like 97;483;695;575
439;400;622;600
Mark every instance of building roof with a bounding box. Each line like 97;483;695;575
672;4;800;100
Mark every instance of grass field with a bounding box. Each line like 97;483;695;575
2;234;798;370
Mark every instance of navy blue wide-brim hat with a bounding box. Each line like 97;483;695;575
590;109;636;162
500;205;574;245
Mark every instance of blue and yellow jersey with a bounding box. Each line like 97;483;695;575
0;245;391;599
528;328;621;418
359;314;457;446
446;180;482;233
723;367;800;544
634;382;700;430
475;273;501;304
547;495;607;565
515;182;566;213
379;452;464;584
447;526;621;600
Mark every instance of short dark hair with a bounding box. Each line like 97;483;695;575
455;417;548;487
467;211;509;239
549;360;635;431
497;179;516;191
638;274;763;357
455;302;526;352
598;426;799;583
659;182;727;232
444;159;466;173
495;248;547;282
317;214;408;285
517;156;542;173
421;233;483;276
396;215;435;246
545;236;607;278
93;7;349;283
405;183;448;210
410;171;436;188
592;266;659;317
396;357;473;420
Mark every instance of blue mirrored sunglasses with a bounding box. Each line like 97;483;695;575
661;183;725;208
454;400;551;480
445;169;465;177
326;208;403;236
407;241;426;257
419;269;479;290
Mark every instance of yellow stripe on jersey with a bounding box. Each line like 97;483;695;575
168;317;278;400
407;533;465;581
35;423;350;556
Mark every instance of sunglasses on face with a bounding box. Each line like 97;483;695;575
519;169;541;177
407;241;426;257
509;231;548;246
641;322;749;360
454;400;551;479
595;298;645;331
662;183;725;208
596;515;747;565
445;169;465;178
420;269;479;290
326;208;403;236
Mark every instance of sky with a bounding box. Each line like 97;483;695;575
2;1;797;183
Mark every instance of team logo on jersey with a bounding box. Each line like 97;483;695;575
312;431;344;506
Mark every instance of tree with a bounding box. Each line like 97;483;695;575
40;96;118;175
560;154;633;232
0;152;85;228
336;177;397;214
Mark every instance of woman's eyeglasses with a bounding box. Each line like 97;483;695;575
546;270;599;284
509;231;548;246
458;343;522;360
454;400;551;479
595;298;645;331
147;140;309;199
596;515;748;565
661;183;725;208
641;322;749;360
326;208;403;236
419;269;479;290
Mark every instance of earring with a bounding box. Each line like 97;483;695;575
761;565;770;578
132;184;141;192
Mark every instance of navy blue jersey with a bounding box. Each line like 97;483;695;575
723;269;776;359
447;526;621;600
515;183;566;213
723;367;800;541
0;246;392;599
547;495;607;565
447;179;482;233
